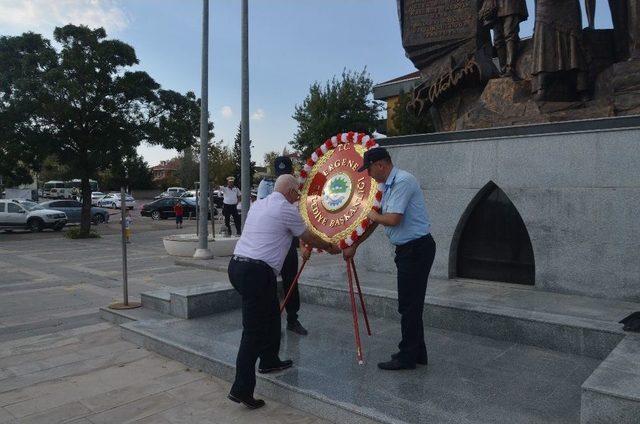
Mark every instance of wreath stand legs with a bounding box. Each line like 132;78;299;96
280;255;372;364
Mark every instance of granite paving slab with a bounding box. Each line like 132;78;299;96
122;303;600;424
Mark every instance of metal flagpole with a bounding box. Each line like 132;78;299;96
240;0;250;227
194;0;213;259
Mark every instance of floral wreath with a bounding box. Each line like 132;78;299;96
298;131;384;250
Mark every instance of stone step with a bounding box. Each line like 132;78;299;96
581;335;640;424
168;284;239;319
140;290;171;314
298;281;624;360
137;284;238;319
119;303;600;424
132;276;628;359
99;305;174;325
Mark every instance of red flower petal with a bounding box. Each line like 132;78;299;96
347;131;354;142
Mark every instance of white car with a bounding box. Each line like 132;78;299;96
154;187;187;200
91;192;106;206
167;187;187;197
179;190;197;199
97;193;136;210
0;199;67;232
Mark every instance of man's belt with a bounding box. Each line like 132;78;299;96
232;255;270;268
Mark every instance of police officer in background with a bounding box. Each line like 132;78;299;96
257;156;308;335
220;176;242;236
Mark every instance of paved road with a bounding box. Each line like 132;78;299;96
0;224;326;423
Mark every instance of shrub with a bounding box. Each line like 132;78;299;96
65;228;101;239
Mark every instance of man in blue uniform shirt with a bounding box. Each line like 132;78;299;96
343;147;436;370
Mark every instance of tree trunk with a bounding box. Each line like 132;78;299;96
80;177;92;236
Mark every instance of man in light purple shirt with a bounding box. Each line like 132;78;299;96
227;174;340;410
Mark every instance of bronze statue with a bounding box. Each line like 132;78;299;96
531;0;588;101
585;0;640;60
631;1;640;59
492;0;528;77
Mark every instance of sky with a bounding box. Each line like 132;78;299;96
0;0;613;166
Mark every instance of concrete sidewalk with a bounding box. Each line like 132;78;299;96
0;229;327;423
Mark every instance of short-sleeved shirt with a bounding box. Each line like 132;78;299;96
257;178;275;200
233;192;306;272
221;185;240;205
381;167;431;246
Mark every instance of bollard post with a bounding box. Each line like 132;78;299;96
108;186;140;310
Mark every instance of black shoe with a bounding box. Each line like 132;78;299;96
392;351;428;365
258;359;293;374
377;358;416;370
287;320;308;336
227;392;266;409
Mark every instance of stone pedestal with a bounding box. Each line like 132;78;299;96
458;78;616;129
595;59;640;116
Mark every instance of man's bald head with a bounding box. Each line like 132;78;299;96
274;174;298;194
274;174;300;203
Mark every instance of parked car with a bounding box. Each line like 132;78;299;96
39;200;110;225
97;193;136;210
179;190;224;208
141;197;216;220
0;199;67;232
91;192;106;206
154;187;187;200
179;190;197;199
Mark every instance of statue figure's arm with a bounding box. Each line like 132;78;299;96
585;0;596;29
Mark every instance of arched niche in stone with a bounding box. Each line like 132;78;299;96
449;181;535;285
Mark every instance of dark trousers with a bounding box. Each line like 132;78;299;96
228;258;281;397
394;234;436;364
280;238;300;322
223;204;241;235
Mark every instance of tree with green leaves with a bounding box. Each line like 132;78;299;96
389;91;435;136
176;148;199;189
208;139;235;187
232;124;255;187
98;154;154;191
0;25;204;236
0;32;55;188
290;69;382;158
263;151;279;175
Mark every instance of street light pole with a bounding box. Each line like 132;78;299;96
240;0;250;227
194;0;213;259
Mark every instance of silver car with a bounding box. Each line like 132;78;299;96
39;200;110;224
